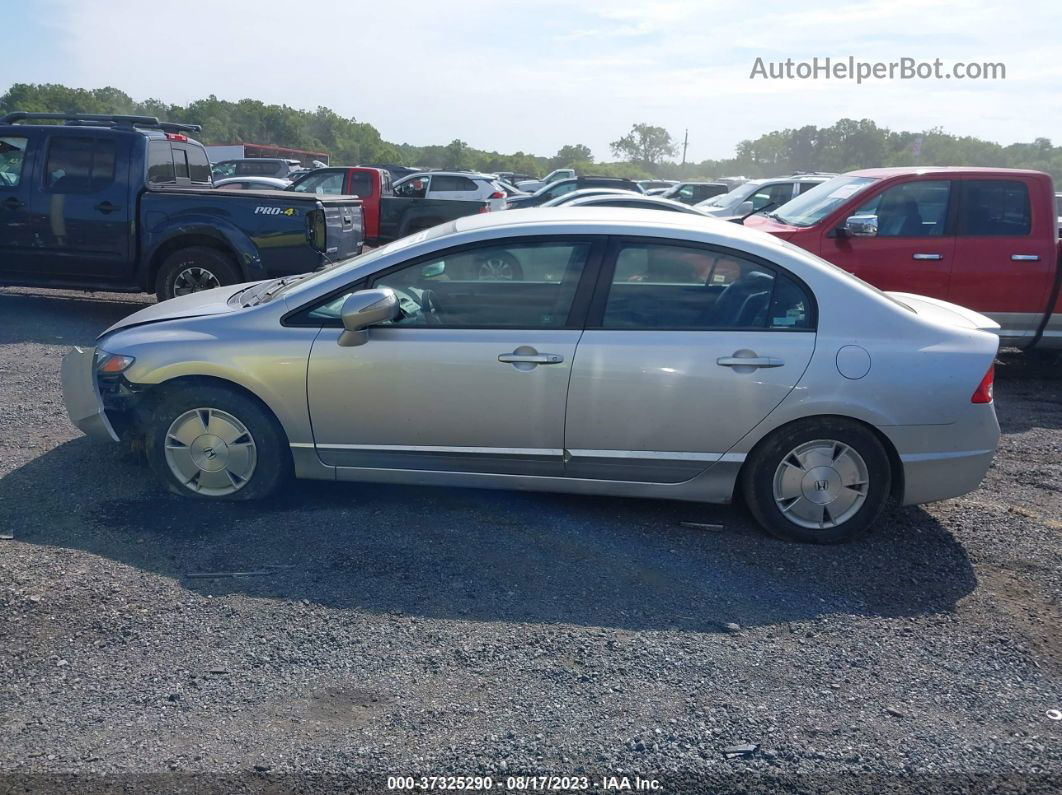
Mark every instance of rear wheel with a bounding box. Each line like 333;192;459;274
155;247;241;301
145;385;290;501
742;418;891;543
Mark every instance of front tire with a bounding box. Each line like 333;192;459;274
742;418;891;543
145;385;290;501
155;247;241;301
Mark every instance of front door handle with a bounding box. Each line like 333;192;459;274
912;253;943;260
1011;254;1041;261
717;356;784;368
94;201;118;214
1;197;23;210
498;353;564;364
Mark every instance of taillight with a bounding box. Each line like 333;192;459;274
478;204;490;214
488;191;505;199
971;364;994;404
306;209;327;251
165;133;188;142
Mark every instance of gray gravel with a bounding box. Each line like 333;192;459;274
0;286;1059;793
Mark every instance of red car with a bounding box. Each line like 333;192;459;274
745;167;1061;352
288;166;491;246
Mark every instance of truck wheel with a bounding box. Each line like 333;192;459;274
475;251;523;281
144;384;291;501
741;417;891;544
155;247;241;301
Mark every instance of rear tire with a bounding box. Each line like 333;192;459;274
742;417;891;543
144;385;290;501
155;247;241;301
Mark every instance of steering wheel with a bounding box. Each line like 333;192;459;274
388;286;425;320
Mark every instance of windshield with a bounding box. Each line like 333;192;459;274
698;182;761;211
770;175;878;227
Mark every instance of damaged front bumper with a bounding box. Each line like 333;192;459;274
60;346;119;442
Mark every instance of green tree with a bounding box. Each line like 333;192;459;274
551;144;593;168
610;124;676;171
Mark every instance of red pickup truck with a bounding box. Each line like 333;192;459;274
288;166;490;247
745;167;1062;352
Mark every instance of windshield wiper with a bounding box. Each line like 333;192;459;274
242;276;296;307
738;201;776;224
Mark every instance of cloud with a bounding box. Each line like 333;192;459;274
3;0;1059;162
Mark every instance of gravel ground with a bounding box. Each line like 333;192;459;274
0;286;1059;794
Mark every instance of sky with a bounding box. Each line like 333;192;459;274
2;0;1060;162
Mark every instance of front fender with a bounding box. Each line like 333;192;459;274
110;321;320;446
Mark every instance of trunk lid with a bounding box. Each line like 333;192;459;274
886;292;1001;331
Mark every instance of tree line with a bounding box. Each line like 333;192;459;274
4;83;1061;181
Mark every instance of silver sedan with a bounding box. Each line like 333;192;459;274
62;209;1001;543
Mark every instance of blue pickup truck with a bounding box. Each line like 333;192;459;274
0;113;363;300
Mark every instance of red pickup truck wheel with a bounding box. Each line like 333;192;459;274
155;247;240;301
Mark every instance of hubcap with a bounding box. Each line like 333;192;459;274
477;257;516;280
772;439;869;529
164;408;256;496
173;266;221;296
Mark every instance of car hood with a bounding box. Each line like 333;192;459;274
741;214;802;239
101;283;257;337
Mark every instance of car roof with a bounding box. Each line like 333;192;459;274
396;171;495;181
450;207;766;241
567;195;705;213
847;166;1050;178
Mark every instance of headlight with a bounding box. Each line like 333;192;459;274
95;351;136;374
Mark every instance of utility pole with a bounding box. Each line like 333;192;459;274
681;128;689;167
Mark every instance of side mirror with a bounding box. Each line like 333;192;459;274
736;201;754;215
843;214;878;237
338;288;400;347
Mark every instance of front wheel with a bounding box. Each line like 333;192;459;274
742;418;892;543
145;385;290;501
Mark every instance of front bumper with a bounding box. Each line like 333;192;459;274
60;346;119;442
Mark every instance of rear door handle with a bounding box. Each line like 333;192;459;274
1;197;24;210
498;353;564;364
912;253;943;260
1011;254;1040;261
717;356;784;368
94;201;118;214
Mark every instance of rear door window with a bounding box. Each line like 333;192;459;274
0;136;28;188
430;175;478;192
45;136;117;192
599;242;814;330
959;180;1031;236
349;171;376;197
